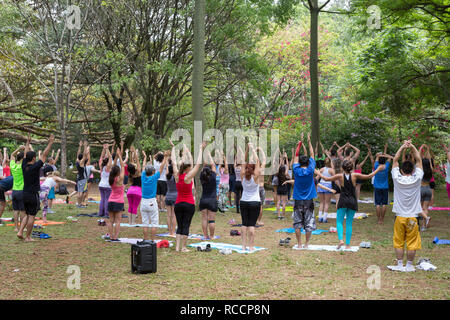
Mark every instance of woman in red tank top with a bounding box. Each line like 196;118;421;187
171;141;206;252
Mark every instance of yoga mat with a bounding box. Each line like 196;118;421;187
120;223;168;228
264;206;294;212
6;220;65;227
316;212;370;220
231;224;263;228
0;217;13;222
358;198;374;204
113;238;173;247
88;200;100;204
52;198;75;204
188;241;267;254
275;228;329;235
156;233;221;240
292;244;359;252
433;237;450;245
429;207;450;211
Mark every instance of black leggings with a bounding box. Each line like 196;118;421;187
240;201;261;227
234;181;243;212
174;202;195;236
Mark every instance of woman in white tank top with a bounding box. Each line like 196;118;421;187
316;158;335;223
239;143;261;252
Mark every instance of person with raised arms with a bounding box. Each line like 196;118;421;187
105;147;125;242
10;145;26;231
172;142;206;252
317;159;384;250
140;149;168;241
291;133;316;249
17;134;55;242
256;147;266;227
387;140;423;272
239;142;261;252
199;149;218;240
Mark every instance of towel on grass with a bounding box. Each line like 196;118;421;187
188;241;267;254
112;238;173;247
292;244;359;252
120;223;168;228
275;228;329;235
316;212;370;220
157;233;220;240
264;206;294;212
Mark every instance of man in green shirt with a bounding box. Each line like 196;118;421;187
10;146;25;232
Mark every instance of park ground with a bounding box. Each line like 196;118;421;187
0;187;449;300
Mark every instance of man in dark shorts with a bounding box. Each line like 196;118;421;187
17;134;55;242
0;175;14;220
373;153;393;224
292;133;317;249
10;146;26;231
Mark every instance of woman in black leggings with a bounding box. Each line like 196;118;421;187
199;151;218;240
172;142;206;252
239;143;261;252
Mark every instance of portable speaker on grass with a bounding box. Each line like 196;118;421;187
131;240;157;274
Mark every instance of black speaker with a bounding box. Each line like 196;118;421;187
131;240;157;274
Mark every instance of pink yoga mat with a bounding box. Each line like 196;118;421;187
429;207;450;211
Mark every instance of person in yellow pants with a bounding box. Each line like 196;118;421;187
389;140;423;272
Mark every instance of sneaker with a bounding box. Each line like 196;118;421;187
101;234;110;240
219;248;232;255
404;265;416;272
387;265;405;272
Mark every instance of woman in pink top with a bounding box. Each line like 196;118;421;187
107;147;125;242
171;141;206;252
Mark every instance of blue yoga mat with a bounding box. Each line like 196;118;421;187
433;237;450;245
275;228;329;235
88;200;100;204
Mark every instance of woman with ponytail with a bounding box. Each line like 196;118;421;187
199;151;218;240
106;147;125;242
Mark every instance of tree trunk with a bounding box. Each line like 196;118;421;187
60;128;68;178
310;0;320;148
192;0;206;205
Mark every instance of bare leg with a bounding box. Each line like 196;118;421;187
181;235;190;252
304;231;311;248
208;211;216;238
17;214;29;239
395;248;404;261
143;227;149;240
248;226;255;251
380;205;387;224
406;250;416;263
113;212;122;240
295;228;302;248
201;210;208;238
241;226;248;251
151;227;156;241
24;215;36;242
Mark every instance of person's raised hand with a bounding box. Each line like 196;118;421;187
49;134;55;143
201;141;207;149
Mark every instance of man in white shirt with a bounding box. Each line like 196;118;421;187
388;140;423;272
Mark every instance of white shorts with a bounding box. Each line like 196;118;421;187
140;198;159;227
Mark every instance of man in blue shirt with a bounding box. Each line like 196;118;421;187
292;133;317;249
373;153;393;224
0;175;14;220
141;151;168;240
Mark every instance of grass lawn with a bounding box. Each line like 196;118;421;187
0;187;449;300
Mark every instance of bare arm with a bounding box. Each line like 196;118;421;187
184;142;206;183
353;165;384;181
142;150;147;172
318;172;343;182
40;134;55;163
